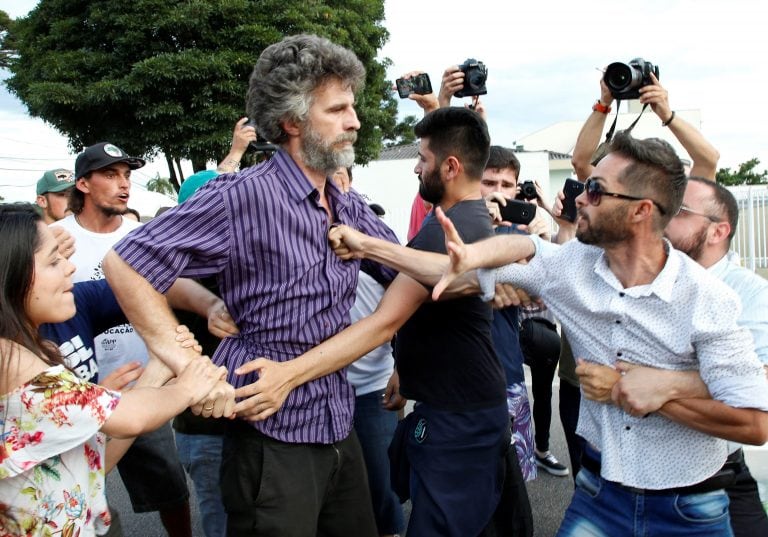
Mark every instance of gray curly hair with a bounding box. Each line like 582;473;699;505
246;34;365;145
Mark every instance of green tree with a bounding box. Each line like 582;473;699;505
4;0;397;189
716;158;768;186
0;10;13;69
385;114;419;147
146;174;176;197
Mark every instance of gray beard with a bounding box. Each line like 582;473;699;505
301;129;356;176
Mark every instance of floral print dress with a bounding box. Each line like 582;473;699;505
0;365;120;536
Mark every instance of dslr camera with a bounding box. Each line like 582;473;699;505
603;58;659;100
516;181;538;201
455;58;488;98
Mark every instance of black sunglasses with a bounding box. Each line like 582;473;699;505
584;178;666;215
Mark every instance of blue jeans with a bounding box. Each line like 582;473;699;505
557;466;733;537
175;432;227;537
354;390;405;535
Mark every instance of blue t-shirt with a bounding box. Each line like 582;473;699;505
490;225;526;385
39;280;126;383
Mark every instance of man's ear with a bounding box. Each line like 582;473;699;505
36;195;48;209
443;155;462;181
282;117;300;137
708;220;732;246
75;177;90;194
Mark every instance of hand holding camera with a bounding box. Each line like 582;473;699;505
638;73;673;125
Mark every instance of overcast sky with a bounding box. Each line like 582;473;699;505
2;0;767;198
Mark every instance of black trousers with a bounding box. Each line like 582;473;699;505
220;421;378;537
726;449;768;537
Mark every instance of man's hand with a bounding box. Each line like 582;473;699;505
206;299;240;339
484;192;510;227
599;77;614;108
100;361;144;391
383;370;406;411
611;362;710;417
190;375;236;419
549;188;578;244
328;225;368;260
638;73;671;123
51;226;76;259
231;117;258;155
438;65;464;108
175;324;202;354
491;283;536;309
178;356;233;411
576;358;621;403
232;358;297;421
398;71;439;114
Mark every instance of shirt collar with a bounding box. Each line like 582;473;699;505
592;239;679;302
272;149;349;211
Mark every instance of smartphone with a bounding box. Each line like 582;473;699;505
561;179;585;223
496;199;536;225
395;73;433;98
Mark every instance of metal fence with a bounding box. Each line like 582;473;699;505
730;185;768;271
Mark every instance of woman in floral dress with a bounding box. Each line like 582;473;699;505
0;203;224;536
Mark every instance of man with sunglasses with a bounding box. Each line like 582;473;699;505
344;130;768;536
581;177;768;537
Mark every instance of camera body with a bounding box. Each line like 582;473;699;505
455;58;488;98
516;181;538;201
395;73;433;99
603;58;659;100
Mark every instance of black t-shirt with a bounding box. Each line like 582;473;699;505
395;199;506;411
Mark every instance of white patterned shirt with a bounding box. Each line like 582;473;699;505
478;237;768;489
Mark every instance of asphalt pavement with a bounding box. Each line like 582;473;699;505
108;368;575;536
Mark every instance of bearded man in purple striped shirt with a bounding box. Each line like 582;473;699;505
103;34;398;537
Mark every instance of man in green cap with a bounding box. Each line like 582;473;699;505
35;168;75;224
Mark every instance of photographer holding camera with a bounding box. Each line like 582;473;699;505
572;69;719;181
438;60;489;114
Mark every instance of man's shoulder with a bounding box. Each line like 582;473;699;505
50;214;77;231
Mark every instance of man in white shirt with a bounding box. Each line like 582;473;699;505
579;176;768;537
52;142;192;537
328;131;768;536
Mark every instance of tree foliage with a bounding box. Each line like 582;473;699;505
385;114;419;147
146;174;176;197
716;158;768;186
4;0;397;184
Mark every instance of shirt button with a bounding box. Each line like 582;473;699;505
625;426;631;431
615;320;621;324
619;292;625;297
617;352;623;357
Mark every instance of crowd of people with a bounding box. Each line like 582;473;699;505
2;32;767;537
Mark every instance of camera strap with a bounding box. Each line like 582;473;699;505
603;100;649;144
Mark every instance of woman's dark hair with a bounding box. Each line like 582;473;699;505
0;203;65;367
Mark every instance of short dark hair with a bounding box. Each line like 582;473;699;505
246;34;365;144
413;107;491;179
689;176;739;241
486;146;521;179
608;131;687;230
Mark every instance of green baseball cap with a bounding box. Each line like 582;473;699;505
36;169;75;195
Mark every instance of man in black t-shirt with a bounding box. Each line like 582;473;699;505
314;107;515;536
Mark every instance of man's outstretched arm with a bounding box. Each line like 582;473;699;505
232;272;428;421
329;207;536;300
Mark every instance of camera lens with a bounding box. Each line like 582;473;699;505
604;62;632;91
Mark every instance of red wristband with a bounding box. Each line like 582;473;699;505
592;100;611;114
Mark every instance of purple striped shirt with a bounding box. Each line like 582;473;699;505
113;150;398;443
